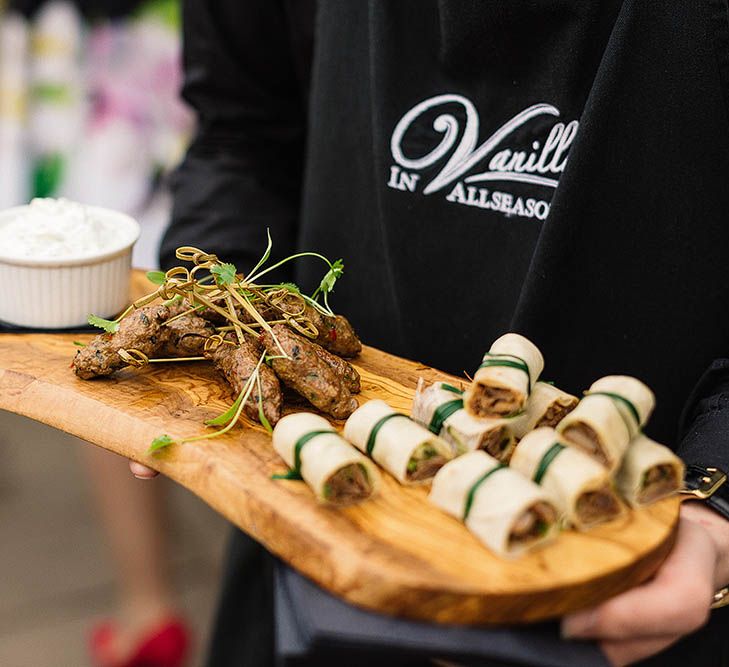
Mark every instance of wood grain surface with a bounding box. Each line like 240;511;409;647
0;271;680;624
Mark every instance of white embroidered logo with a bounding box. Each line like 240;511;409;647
387;93;579;220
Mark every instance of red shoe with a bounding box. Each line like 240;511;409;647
89;617;190;667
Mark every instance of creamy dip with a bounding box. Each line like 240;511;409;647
0;198;123;259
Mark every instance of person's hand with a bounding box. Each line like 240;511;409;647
562;502;729;666
129;460;159;479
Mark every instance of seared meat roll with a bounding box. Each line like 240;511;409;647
159;304;216;357
73;304;170;379
205;335;283;426
261;324;358;420
268;293;362;358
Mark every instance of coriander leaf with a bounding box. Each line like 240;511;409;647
211;262;238;286
278;282;301;294
73;341;86;347
146;270;166;285
88;314;120;333
148;434;175;454
318;259;344;296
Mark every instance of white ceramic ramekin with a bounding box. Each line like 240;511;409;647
0;204;140;329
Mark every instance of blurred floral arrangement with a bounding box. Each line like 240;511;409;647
0;0;192;215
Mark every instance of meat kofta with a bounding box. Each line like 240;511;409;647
73;304;170;379
267;293;362;358
159;304;216;357
205;335;283;426
261;324;358;420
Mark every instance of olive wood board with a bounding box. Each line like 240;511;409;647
0;271;680;625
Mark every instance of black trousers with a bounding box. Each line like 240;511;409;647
205;530;729;667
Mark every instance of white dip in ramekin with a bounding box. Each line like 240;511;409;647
0;198;140;329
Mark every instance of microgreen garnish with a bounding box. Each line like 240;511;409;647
146;270;167;285
88;314;120;333
150;353;269;455
245;228;273;281
257;374;273;434
73;341;86;347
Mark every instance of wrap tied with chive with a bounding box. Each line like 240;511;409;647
616;434;684;507
586;376;655;437
411;380;515;461
464;333;545;418
508;382;579;440
343;399;452;484
557;375;655;471
511;427;624;530
272;412;380;505
429;451;559;558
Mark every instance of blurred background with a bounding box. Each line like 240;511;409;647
0;1;229;664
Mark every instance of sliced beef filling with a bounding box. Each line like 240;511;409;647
561;423;609;466
261;324;358;420
323;463;373;505
467;384;522;418
638;465;679;504
205;335;283;426
575;486;622;526
405;443;447;482
73;304;170;379
508;501;557;548
479;427;515;462
536;398;579;429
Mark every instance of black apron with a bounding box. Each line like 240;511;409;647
162;1;729;665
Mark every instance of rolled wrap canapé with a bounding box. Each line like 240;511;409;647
507;381;579;440
429;451;559;557
411;379;515;461
272;412;381;505
558;375;655;470
556;395;630;471
511;427;624;530
616;434;684;506
585;376;655;437
464;333;545;418
343;399;452;484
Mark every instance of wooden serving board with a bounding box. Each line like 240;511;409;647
0;271;679;624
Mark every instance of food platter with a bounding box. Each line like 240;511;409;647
0;271;680;624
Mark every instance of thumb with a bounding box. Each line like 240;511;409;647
129;460;159;479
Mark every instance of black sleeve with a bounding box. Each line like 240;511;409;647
160;0;315;273
677;359;729;473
